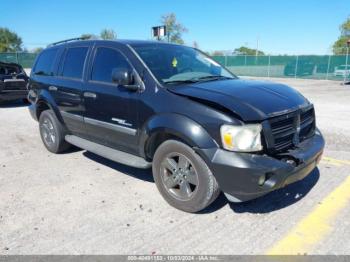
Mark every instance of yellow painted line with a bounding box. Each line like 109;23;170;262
320;160;342;167
267;176;350;255
322;156;350;166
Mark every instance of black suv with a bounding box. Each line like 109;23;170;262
0;61;29;103
28;39;325;212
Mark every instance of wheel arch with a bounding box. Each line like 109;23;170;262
36;100;51;119
140;113;218;161
35;90;63;123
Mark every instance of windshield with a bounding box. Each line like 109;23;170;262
132;44;236;85
338;66;350;70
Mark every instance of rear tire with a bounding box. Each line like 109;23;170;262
152;140;220;213
39;110;70;153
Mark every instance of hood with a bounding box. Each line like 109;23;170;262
167;79;310;121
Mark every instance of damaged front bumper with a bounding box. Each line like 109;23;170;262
198;129;325;202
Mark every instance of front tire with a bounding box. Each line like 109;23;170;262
39;110;70;153
152;140;220;213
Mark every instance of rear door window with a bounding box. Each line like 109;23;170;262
34;49;58;76
61;47;88;79
91;47;131;83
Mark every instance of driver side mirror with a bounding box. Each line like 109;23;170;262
111;68;140;91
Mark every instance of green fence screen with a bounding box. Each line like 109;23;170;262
0;52;38;68
212;55;349;81
0;52;349;81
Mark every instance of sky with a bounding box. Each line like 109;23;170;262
1;0;349;55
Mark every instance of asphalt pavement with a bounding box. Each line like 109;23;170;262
0;77;349;255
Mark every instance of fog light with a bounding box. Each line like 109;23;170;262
258;174;266;186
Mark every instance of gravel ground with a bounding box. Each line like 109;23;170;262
0;77;349;255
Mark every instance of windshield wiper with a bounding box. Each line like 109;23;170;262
163;79;199;85
193;75;233;82
164;75;234;85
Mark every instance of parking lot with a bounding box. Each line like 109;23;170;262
0;77;350;255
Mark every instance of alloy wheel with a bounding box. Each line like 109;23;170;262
160;153;199;201
40;117;56;146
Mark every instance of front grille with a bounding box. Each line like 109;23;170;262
3;80;26;90
267;106;315;153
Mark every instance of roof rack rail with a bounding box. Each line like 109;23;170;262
47;36;91;47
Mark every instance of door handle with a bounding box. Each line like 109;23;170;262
83;92;97;99
48;86;58;91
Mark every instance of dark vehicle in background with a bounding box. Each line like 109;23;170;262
284;61;315;76
0;61;29;103
28;39;324;212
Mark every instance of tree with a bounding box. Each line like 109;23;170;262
31;47;44;53
80;33;98;40
0;27;22;52
212;50;224;56
333;16;350;54
234;46;265;56
100;29;117;40
161;13;188;44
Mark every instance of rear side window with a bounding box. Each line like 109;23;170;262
91;47;130;83
34;49;58;76
61;47;88;79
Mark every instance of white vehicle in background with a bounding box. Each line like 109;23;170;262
334;65;350;77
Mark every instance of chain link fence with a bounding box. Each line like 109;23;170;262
0;51;349;81
0;52;38;68
212;54;350;81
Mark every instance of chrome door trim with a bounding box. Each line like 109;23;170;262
83;92;97;98
84;117;137;136
48;85;58;91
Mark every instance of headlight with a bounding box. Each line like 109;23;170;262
220;124;263;152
